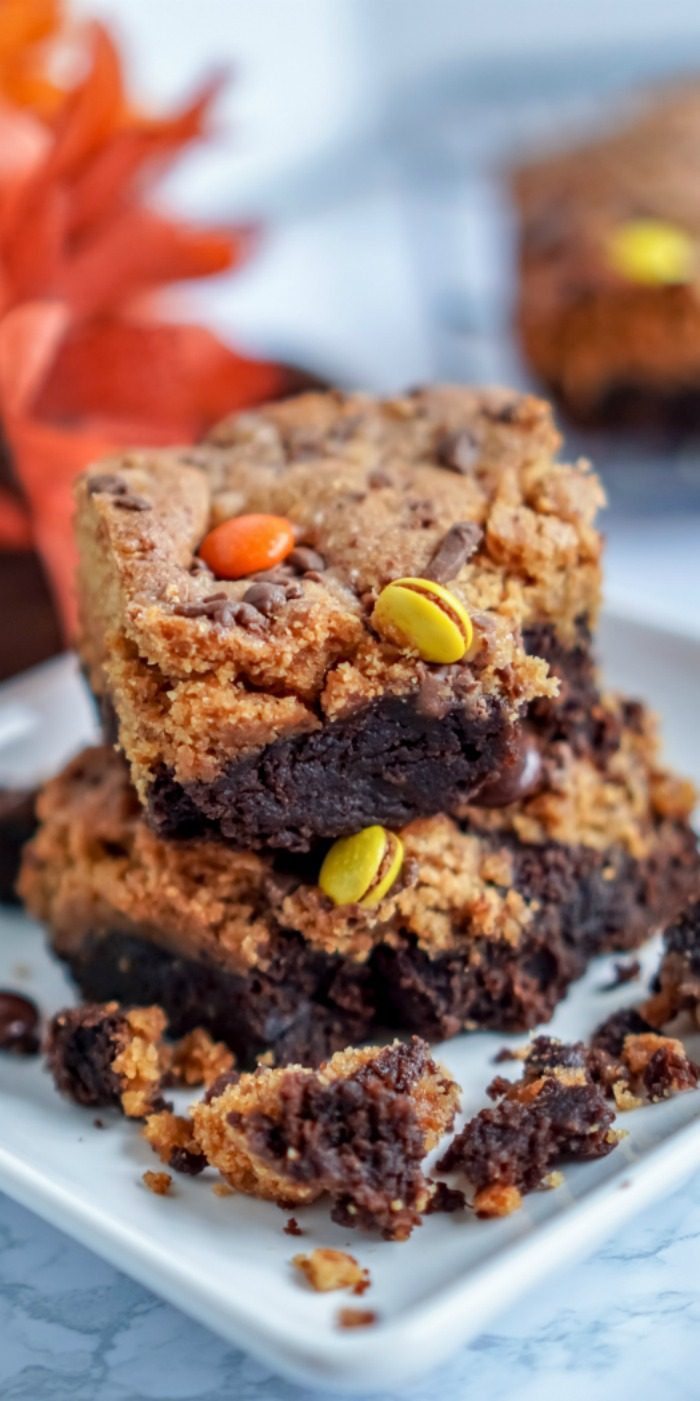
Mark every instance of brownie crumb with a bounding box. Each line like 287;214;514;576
192;1039;459;1240
0;991;40;1055
643;897;700;1030
337;1308;377;1330
93;1117;105;1129
600;959;642;992
283;1217;303;1237
438;1036;618;1213
425;1180;467;1214
293;1248;366;1293
46;1001;167;1117
142;1170;172;1196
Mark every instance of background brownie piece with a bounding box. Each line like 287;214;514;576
0;787;38;903
192;1039;459;1239
512;87;700;428
75;386;603;850
19;705;697;1066
643;895;700;1028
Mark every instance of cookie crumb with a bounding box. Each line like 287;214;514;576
212;1182;235;1198
473;1183;523;1218
169;1027;235;1088
337;1308;377;1330
283;1217;303;1237
143;1110;207;1175
293;1249;366;1293
142;1170;172;1196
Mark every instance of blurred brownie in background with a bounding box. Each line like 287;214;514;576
512;86;700;430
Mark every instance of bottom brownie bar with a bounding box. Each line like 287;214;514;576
19;703;698;1067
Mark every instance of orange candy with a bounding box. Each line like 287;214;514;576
199;513;296;579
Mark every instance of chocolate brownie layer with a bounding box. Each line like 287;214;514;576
46;1002;167;1116
19;732;698;1066
512;87;700;425
76;386;603;848
644;895;700;1029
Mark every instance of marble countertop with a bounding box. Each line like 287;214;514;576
3;1173;700;1401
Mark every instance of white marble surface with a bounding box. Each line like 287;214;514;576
2;1173;700;1401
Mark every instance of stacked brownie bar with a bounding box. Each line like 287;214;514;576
20;387;699;1064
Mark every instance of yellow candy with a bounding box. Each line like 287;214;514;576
371;577;473;664
319;825;404;908
607;219;695;286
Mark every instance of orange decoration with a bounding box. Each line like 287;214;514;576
0;9;291;635
199;514;296;580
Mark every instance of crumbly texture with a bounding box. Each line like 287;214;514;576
20;737;698;1065
143;1109;207;1175
643;896;700;1030
512;86;700;424
191;1039;459;1240
46;1001;167;1117
75;387;604;847
168;1028;234;1088
292;1249;367;1293
142;1170;172;1196
438;1036;619;1214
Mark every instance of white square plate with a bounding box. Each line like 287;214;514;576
1;608;698;1393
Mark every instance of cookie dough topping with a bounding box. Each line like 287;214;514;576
319;825;404;907
371;577;473;663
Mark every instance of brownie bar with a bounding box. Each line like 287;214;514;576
75;387;603;850
512;87;700;427
191;1038;459;1239
19;709;697;1066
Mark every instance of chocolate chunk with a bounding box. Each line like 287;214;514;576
242;583;287;616
436;430;479;475
169;1145;207;1176
288;546;326;575
86;474;128;497
475;735;542;807
425;522;482;582
113;494;152;512
0;991;40;1055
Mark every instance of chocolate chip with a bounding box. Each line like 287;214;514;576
242;582;287;616
0;991;40;1055
367;469;393;489
425;1181;466;1214
416;670;451;719
436;430;479;474
169;1146;207;1176
288;546;326;575
87;473;128;497
475;735;542;807
425;522;482;582
173;594;266;631
113;493;152;512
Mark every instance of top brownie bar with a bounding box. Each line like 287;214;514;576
512;87;700;424
76;386;603;851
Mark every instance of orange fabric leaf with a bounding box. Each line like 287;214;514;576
0;488;32;548
0;300;68;414
0;0;61;62
45;23;125;181
58;208;245;316
35;318;286;437
67;78;223;238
